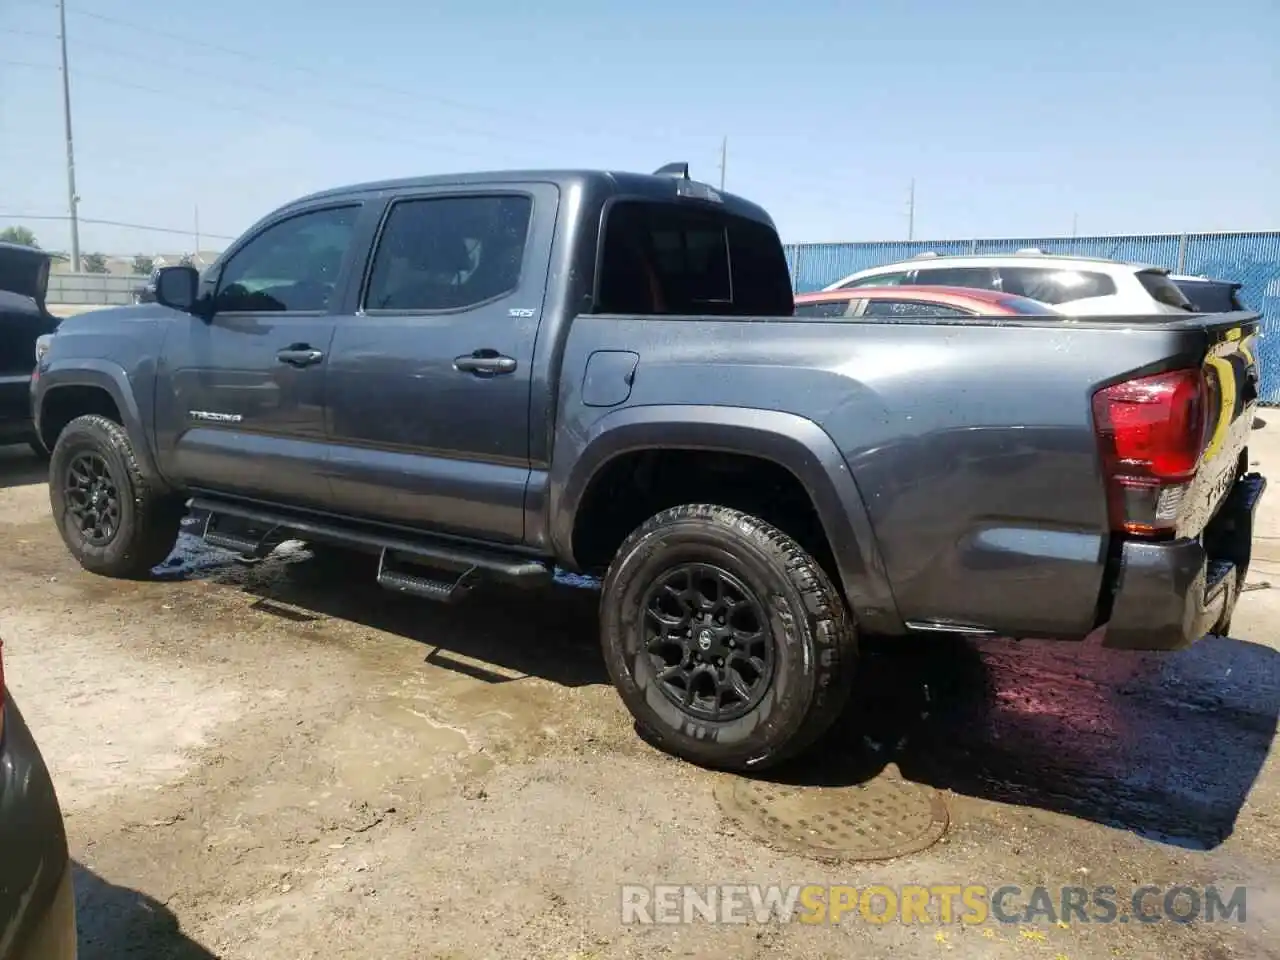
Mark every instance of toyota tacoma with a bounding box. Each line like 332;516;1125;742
31;164;1266;771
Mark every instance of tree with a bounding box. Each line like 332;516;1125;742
0;226;39;248
82;253;109;274
179;253;195;267
132;255;155;276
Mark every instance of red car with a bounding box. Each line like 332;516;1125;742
793;284;1060;319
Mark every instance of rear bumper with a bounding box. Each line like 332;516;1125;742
0;697;77;960
1102;472;1266;651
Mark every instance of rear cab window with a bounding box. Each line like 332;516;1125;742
1136;270;1193;310
595;201;793;315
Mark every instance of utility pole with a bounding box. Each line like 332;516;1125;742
194;204;201;254
718;136;727;190
907;178;915;241
58;0;80;271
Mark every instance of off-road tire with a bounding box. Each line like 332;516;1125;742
49;414;184;579
600;503;858;772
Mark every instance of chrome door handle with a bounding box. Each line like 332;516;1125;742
454;350;517;376
277;346;324;367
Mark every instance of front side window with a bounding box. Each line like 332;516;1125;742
595;201;793;316
365;194;533;312
997;267;1117;304
862;299;973;318
838;271;908;289
216;205;359;312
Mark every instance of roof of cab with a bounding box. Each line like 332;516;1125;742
285;168;777;227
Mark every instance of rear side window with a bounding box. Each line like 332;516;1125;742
1136;270;1193;309
997;267;1117;304
910;267;999;290
365;194;533;312
838;271;909;289
862;299;973;318
794;299;855;318
596;201;793;315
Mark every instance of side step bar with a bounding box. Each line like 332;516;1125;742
200;511;278;557
188;497;553;601
377;551;481;604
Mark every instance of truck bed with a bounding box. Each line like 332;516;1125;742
554;308;1262;643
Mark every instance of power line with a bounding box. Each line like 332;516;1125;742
0;26;55;39
65;6;609;136
63;35;557;151
58;3;716;144
0;213;238;241
0;60;507;162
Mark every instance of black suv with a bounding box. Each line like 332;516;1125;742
0;242;59;455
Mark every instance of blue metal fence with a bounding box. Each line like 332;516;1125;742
783;231;1280;404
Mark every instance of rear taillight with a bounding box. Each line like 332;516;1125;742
1092;368;1209;536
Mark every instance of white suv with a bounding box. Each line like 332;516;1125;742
822;252;1195;317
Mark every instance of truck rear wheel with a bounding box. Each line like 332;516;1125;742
48;414;184;579
599;503;857;772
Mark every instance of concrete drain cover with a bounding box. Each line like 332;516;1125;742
715;775;949;862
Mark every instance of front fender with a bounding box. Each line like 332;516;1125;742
549;404;902;635
34;360;169;492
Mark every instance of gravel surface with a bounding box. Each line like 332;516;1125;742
2;429;1278;959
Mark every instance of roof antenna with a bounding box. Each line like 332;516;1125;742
653;162;690;179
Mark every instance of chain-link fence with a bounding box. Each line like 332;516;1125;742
784;231;1280;404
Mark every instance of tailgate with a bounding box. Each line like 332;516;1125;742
1181;312;1261;535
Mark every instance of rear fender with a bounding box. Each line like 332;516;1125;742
549;404;902;635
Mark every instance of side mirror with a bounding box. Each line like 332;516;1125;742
154;265;201;313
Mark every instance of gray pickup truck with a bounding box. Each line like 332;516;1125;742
31;164;1266;771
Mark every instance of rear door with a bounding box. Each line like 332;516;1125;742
324;184;557;544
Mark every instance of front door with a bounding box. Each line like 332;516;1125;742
154;203;364;508
325;185;557;544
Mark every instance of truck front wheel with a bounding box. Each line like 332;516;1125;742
48;414;184;579
599;504;857;772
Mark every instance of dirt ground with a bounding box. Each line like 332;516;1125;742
3;425;1280;960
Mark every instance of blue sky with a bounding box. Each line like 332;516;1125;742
1;0;1277;255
